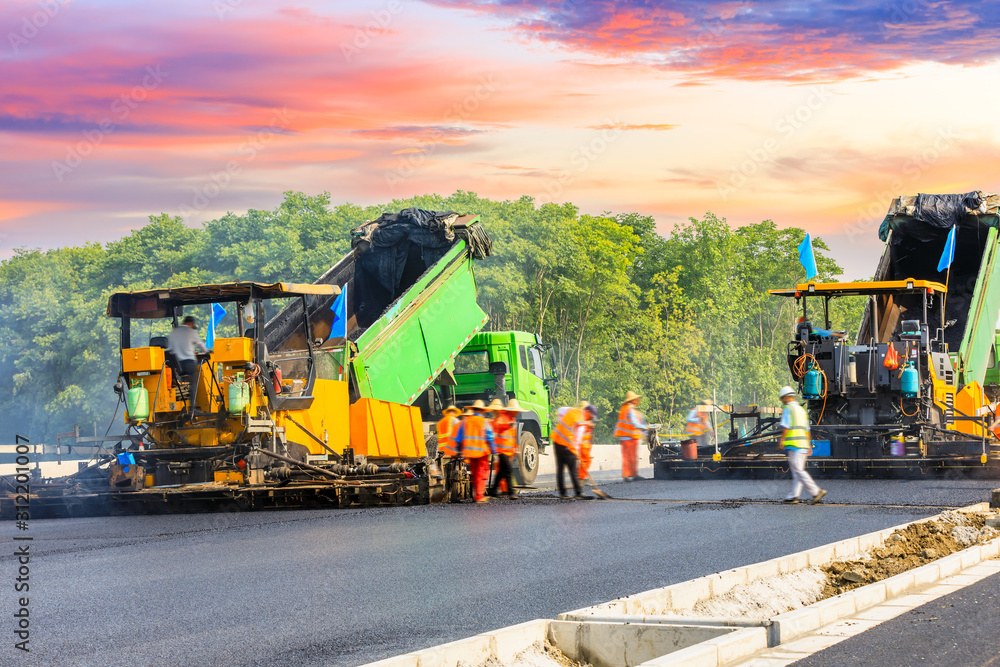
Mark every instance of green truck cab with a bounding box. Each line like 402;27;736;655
451;331;558;484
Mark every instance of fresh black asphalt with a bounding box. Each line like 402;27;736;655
1;477;995;666
793;569;1000;666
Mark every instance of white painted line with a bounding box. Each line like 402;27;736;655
852;606;911;622
880;592;945;607
779;634;843;653
814;618;881;636
918;583;965;596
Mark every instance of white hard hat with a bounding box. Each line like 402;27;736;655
778;386;796;399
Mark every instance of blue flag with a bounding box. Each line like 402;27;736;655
328;285;347;341
937;226;956;272
206;302;226;349
798;233;818;280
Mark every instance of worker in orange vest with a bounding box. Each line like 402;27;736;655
453;400;496;503
436;404;462;501
487;398;526;497
576;401;595;483
614;390;648;481
683;399;713;454
552;403;597;499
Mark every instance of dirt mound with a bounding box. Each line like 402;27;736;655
680;567;826;620
821;511;996;597
475;642;591;667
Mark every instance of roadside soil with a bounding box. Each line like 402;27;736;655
820;510;997;597
478;641;591;667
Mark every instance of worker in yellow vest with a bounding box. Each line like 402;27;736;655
552;403;597;498
487;398;526;497
778;386;827;505
436;405;462;501
453;400;496;503
614;391;647;481
576;401;595;483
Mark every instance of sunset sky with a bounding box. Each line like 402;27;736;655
2;0;999;278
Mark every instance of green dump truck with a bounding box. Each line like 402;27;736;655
266;209;556;484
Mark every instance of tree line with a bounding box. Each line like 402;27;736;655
0;191;864;443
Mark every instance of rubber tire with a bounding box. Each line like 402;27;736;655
514;430;539;486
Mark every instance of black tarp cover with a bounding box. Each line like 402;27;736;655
878;191;996;241
352;208;461;328
878;193;999;350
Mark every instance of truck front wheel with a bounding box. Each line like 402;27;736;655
515;431;539;486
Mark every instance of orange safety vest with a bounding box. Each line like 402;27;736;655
458;414;491;458
553;408;585;455
579;424;593;458
437;415;458;457
614;404;642;440
493;413;517;457
685;409;709;436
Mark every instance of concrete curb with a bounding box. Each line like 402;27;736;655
362;503;998;667
561;502;991;619
641;627;769;667
564;503;999;665
361;619;739;667
770;531;1000;646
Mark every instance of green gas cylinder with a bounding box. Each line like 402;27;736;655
126;379;149;422
803;367;822;399
900;362;919;398
228;372;249;415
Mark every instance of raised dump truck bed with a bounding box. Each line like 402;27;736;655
865;192;1000;394
265;210;492;407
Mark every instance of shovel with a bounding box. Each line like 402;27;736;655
585;472;612;500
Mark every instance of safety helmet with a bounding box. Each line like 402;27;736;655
778;386;796;399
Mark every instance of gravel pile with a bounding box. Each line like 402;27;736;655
821;510;998;596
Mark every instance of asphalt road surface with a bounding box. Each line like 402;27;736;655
793;570;1000;666
2;477;995;667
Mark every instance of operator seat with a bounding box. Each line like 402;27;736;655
150;336;185;386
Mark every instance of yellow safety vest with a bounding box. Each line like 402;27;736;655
781;401;810;450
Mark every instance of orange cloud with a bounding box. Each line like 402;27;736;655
587;123;679;131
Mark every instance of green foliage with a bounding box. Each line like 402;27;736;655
0;191;846;443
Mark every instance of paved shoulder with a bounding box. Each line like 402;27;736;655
793;568;1000;667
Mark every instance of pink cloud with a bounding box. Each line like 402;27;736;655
423;1;1000;81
